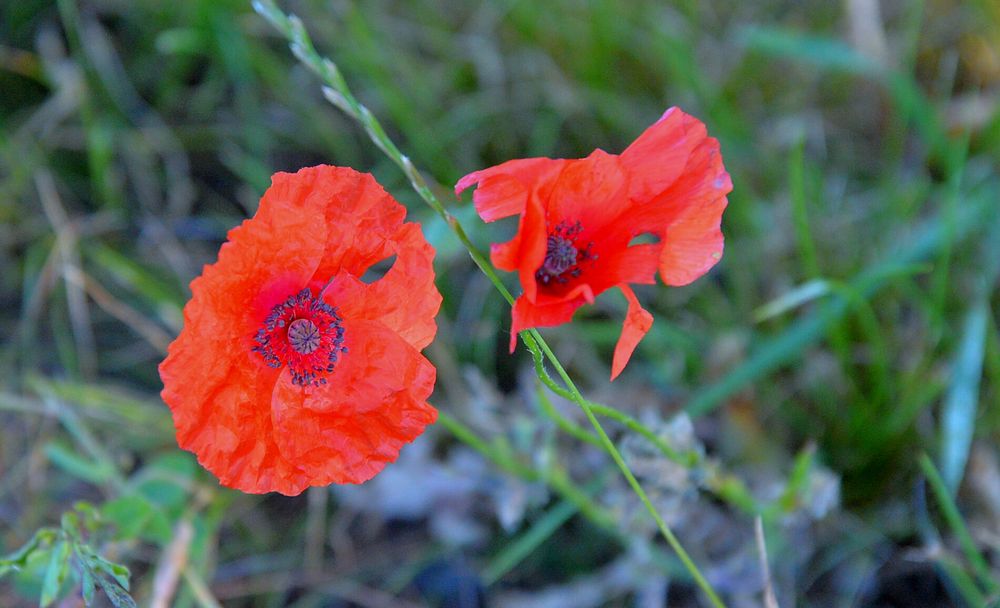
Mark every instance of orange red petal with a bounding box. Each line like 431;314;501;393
611;285;654;381
271;319;436;486
620;107;708;203
326;222;441;351
546;150;629;235
509;293;587;352
455;157;566;223
652;135;731;286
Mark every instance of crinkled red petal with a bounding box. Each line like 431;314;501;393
652;136;731;286
326;222;441;351
271;318;437;487
309;166;408;281
171;361;312;495
515;192;548;303
489;189;547;278
547;150;629;240
585;243;660;296
456;157;566;223
620;107;708;204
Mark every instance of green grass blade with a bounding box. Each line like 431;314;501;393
937;554;989;608
739;26;881;76
482;497;581;586
788;135;820;279
919;453;998;595
940;305;988;495
752;279;829;323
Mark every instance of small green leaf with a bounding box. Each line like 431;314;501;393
919;453;998;594
73;502;102;531
96;574;138;608
86;552;131;591
134;452;197;514
0;528;57;576
941;304;989;494
39;540;71;607
753;280;830;323
779;444;816;511
78;550;137;608
60;511;84;544
102;495;172;545
154;28;205;55
81;565;96;605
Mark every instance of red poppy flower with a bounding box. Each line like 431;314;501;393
159;165;441;495
456;107;731;380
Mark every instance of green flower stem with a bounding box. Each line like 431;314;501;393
529;343;692;465
526;332;725;608
535;383;603;448
587;402;697;466
253;3;725;604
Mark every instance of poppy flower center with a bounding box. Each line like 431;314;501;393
287;319;320;354
536;221;596;286
252;288;347;386
543;235;578;276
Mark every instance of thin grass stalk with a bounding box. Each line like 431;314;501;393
919;453;998;595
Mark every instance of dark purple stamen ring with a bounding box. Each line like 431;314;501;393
536;220;597;286
542;234;578;276
251;288;348;386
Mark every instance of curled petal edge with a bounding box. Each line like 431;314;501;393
611;285;653;380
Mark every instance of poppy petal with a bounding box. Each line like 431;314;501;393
179;169;331;343
586;243;661;294
271;319;437;487
611;285;653;380
515;193;548;303
168;359;312;495
656;137;731;286
326;222;441;351
310;166;408;282
549;150;629;237
456;157;565;222
620;107;708;203
489;189;547;277
508;293;586;352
